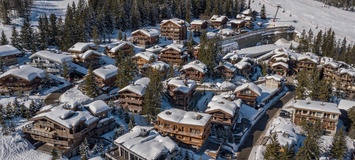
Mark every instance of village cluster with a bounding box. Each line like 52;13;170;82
0;5;355;160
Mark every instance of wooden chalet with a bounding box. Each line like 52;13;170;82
230;20;246;30
141;61;169;78
271;62;289;76
29;50;73;76
0;65;45;96
93;64;118;89
23;101;115;157
118;78;150;113
0;45;21;66
106;41;133;59
296;56;318;73
68;42;97;54
131;29;160;48
132;51;158;69
234;59;253;76
190;20;208;35
154;108;212;148
292;100;340;135
160;18;189;40
210;15;228;29
159;44;188;66
180;60;207;83
166;77;197;110
73;50;102;69
336;68;355;98
215;62;237;80
234;83;262;108
322;61;339;81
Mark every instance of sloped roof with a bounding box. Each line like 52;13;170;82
293;100;340;114
133;51;157;61
167;77;197;93
215;62;237;72
109;41;133;53
161;18;190;27
30;50;72;64
79;50;102;59
181;60;207;73
132;29;160;37
206;95;240;116
87;100;111;114
68;42;96;52
234;82;262;96
93;64;118;80
0;65;45;81
271;62;289;69
161;43;186;53
190;20;207;25
118;77;150;96
158;108;211;126
114;126;179;160
0;45;21;57
210;15;228;22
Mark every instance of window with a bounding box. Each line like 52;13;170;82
302;110;308;114
316;112;323;117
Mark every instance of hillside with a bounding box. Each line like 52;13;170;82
251;0;355;42
31;0;80;19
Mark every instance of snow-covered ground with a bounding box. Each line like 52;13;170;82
59;85;91;106
251;0;355;42
31;0;80;18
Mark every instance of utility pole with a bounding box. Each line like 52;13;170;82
273;4;282;21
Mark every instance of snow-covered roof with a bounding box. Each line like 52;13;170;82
79;50;102;59
134;77;150;86
158;108;211;127
181;60;207;73
161;43;186;53
234;82;262;96
206;95;240;116
338;99;355;111
190;20;207;25
271;62;289;69
93;64;118;80
272;57;289;62
133;51;157;61
242;9;252;15
161;18;190;27
30;50;73;64
270;117;298;147
0;65;45;81
339;68;355;76
230;19;245;24
109;41;133;53
0;45;21;57
119;78;150;96
244;16;253;21
257;85;279;103
87;100;111;114
142;61;169;71
146;45;163;53
292;100;340;114
132;29;160;37
167;77;197;93
266;74;285;82
218;28;235;35
33;104;99;128
216;62;237;72
210;15;228;22
114;126;179;160
223;52;241;61
216;81;237;90
68;42;96;53
235;61;251;70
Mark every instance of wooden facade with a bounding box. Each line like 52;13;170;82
293;106;340;135
215;63;236;79
118;89;144;113
23;106;115;157
0;74;42;95
323;63;338;81
106;42;133;59
210;15;228;29
0;54;18;66
154;110;212;148
131;29;159;48
167;79;196;110
190;20;208;35
234;83;261;108
180;68;205;82
296;58;318;73
0;45;21;66
94;74;116;89
159;47;187;66
231;20;246;30
160;19;188;40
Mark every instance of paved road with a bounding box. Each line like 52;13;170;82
236;85;295;160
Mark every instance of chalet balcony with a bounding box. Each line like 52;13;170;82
154;125;203;139
160;54;182;59
119;98;143;105
23;127;56;139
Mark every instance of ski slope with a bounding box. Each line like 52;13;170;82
251;0;355;43
31;0;81;19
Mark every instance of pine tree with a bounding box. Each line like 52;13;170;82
296;120;322;160
142;69;163;116
13;98;20;117
84;64;99;98
0;0;10;25
11;25;20;50
48;13;58;46
168;63;175;78
79;138;89;160
264;133;281;160
261;4;266;19
0;30;8;45
279;144;294;160
51;148;58;160
27;100;36;118
128;115;135;129
115;55;137;89
92;26;100;46
329;128;347;159
185;0;192;22
187;32;194;54
62;62;69;79
117;30;123;40
20;16;34;50
130;0;141;31
5;102;13;119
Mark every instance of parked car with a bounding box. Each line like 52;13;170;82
279;110;291;118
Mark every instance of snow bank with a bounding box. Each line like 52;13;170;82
59;85;91;106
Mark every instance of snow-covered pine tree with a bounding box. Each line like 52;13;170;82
0;30;8;45
48;13;58;46
20;16;33;50
261;4;266;19
130;0;141;31
11;25;20;50
84;64;99;98
5;102;13;119
329;128;347;159
79;138;89;160
264;133;281;160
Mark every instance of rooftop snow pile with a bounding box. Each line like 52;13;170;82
210;15;228;22
167;77;197;93
161;43;186;53
132;29;160;37
68;42;96;53
181;60;207;73
270;117;298;147
0;65;45;81
190;20;207;25
158;108;211;126
234;82;262;96
206;95;240;116
292;100;340;114
30;50;73;64
142;61;169;71
161;18;190;27
0;45;21;57
114;126;179;160
119;77;150;96
133;51;158;61
87;100;111;114
59;86;91;107
93;64;118;80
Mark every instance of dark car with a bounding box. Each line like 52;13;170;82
279;110;291;118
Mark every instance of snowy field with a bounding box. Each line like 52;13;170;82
251;0;355;42
32;0;80;18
